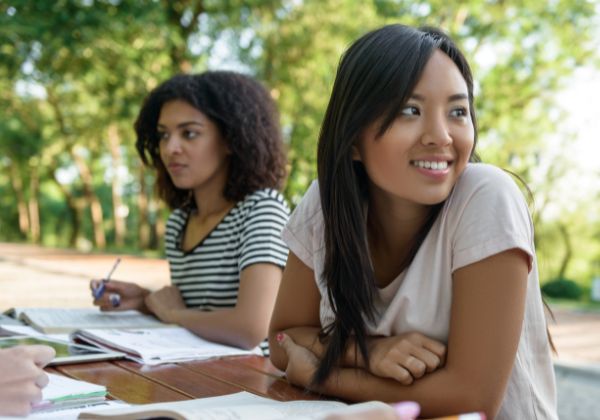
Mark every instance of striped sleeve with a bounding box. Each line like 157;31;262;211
238;190;290;272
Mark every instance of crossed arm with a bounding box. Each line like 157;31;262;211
268;250;529;419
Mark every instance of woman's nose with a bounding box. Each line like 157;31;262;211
421;116;452;147
163;136;183;154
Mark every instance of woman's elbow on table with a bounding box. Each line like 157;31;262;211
442;367;505;420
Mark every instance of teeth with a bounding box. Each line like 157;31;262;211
412;160;448;170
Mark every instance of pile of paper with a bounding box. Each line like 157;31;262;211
32;374;108;413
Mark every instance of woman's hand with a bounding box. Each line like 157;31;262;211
144;285;187;323
90;279;151;312
367;332;446;385
0;345;55;417
276;333;319;389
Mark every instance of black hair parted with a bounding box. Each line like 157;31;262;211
135;71;286;210
314;24;478;385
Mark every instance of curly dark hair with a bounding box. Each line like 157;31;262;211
134;71;287;210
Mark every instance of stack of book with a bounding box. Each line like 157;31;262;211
33;373;108;413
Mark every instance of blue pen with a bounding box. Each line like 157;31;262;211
93;258;121;299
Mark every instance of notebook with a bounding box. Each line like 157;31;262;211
3;307;166;334
71;326;262;365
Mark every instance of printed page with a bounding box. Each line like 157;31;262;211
19;308;165;333
79;391;348;419
75;327;261;364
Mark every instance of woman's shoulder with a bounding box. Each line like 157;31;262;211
453;163;524;199
445;163;532;228
289;180;322;221
288;180;323;230
236;188;291;218
244;188;288;204
166;208;188;231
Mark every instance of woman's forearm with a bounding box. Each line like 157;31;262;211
274;331;501;418
317;365;497;419
171;308;267;350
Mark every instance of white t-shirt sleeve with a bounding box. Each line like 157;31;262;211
449;164;534;272
281;181;322;269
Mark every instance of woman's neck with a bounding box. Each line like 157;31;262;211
367;195;430;251
366;191;433;287
191;183;234;222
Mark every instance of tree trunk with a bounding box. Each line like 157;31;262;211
9;163;29;238
48;167;81;247
137;164;150;249
557;223;572;280
71;145;106;249
108;124;126;247
28;165;41;243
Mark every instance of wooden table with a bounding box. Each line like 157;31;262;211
48;356;323;405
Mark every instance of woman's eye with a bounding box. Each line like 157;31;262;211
450;107;468;118
183;130;198;140
157;131;168;141
400;106;420;116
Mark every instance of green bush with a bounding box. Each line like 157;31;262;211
541;278;583;300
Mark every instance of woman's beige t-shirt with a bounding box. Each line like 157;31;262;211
282;163;557;420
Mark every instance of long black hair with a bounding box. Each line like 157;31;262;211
314;24;479;384
135;71;287;210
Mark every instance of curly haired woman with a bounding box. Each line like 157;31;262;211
92;72;289;354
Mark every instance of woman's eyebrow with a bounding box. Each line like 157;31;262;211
409;93;468;102
157;121;204;128
448;93;468;102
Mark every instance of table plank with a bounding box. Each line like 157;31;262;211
225;355;285;378
183;357;324;402
55;361;189;404
115;360;243;398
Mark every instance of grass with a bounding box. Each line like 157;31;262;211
546;296;600;312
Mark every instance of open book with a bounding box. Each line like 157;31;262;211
71;326;262;365
78;391;389;420
4;307;166;334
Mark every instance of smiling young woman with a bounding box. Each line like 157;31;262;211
268;25;557;420
91;72;289;354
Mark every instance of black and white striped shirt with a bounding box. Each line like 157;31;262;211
165;188;290;353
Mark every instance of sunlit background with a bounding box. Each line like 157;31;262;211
0;0;599;302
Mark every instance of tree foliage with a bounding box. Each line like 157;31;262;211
0;0;598;285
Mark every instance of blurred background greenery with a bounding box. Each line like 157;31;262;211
1;0;599;302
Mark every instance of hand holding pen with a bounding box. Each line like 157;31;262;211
90;260;152;312
92;258;121;307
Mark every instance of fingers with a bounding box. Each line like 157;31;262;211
11;345;55;368
94;281;142;311
411;346;442;373
387;364;414;385
35;371;50;388
276;332;297;354
368;333;446;384
401;355;427;379
109;293;121;308
420;336;446;359
0;380;44;417
400;332;445;373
